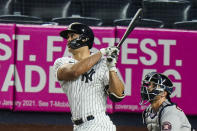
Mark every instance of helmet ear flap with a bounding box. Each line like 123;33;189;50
75;34;90;48
78;34;93;49
78;34;89;42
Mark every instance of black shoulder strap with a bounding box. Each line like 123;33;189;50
142;108;147;125
158;103;175;128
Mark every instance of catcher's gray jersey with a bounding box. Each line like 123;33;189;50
53;56;115;131
143;100;191;131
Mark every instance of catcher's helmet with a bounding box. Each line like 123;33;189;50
60;22;94;49
140;72;174;104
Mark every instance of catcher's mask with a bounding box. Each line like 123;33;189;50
60;22;94;49
140;72;174;105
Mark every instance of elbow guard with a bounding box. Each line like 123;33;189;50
104;85;125;102
108;92;125;102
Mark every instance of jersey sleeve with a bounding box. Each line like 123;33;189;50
160;106;182;131
53;57;71;81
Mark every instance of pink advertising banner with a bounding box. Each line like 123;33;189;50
115;27;197;115
14;25;69;112
1;24;197;115
0;24;15;109
13;25;115;113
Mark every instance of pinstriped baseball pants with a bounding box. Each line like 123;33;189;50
73;112;116;131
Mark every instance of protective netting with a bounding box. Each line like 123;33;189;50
0;0;196;29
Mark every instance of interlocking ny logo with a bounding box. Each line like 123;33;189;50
81;69;95;83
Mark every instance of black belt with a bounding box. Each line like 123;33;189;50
73;115;94;125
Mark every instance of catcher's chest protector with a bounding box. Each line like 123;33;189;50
143;101;193;131
142;100;174;131
143;106;160;131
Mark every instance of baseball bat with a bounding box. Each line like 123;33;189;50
117;8;143;48
107;8;143;62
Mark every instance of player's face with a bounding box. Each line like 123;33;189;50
144;81;157;92
67;33;80;43
67;33;80;52
146;82;166;102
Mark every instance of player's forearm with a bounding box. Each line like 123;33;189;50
108;71;125;96
71;52;102;77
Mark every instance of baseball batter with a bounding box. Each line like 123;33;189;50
140;72;194;131
53;22;125;131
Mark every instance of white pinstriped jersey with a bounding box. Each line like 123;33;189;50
53;56;110;120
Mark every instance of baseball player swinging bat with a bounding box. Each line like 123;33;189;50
107;8;143;62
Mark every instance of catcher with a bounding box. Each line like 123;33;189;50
140;72;194;131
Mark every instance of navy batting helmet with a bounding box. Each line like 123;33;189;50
60;22;94;49
140;72;174;104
